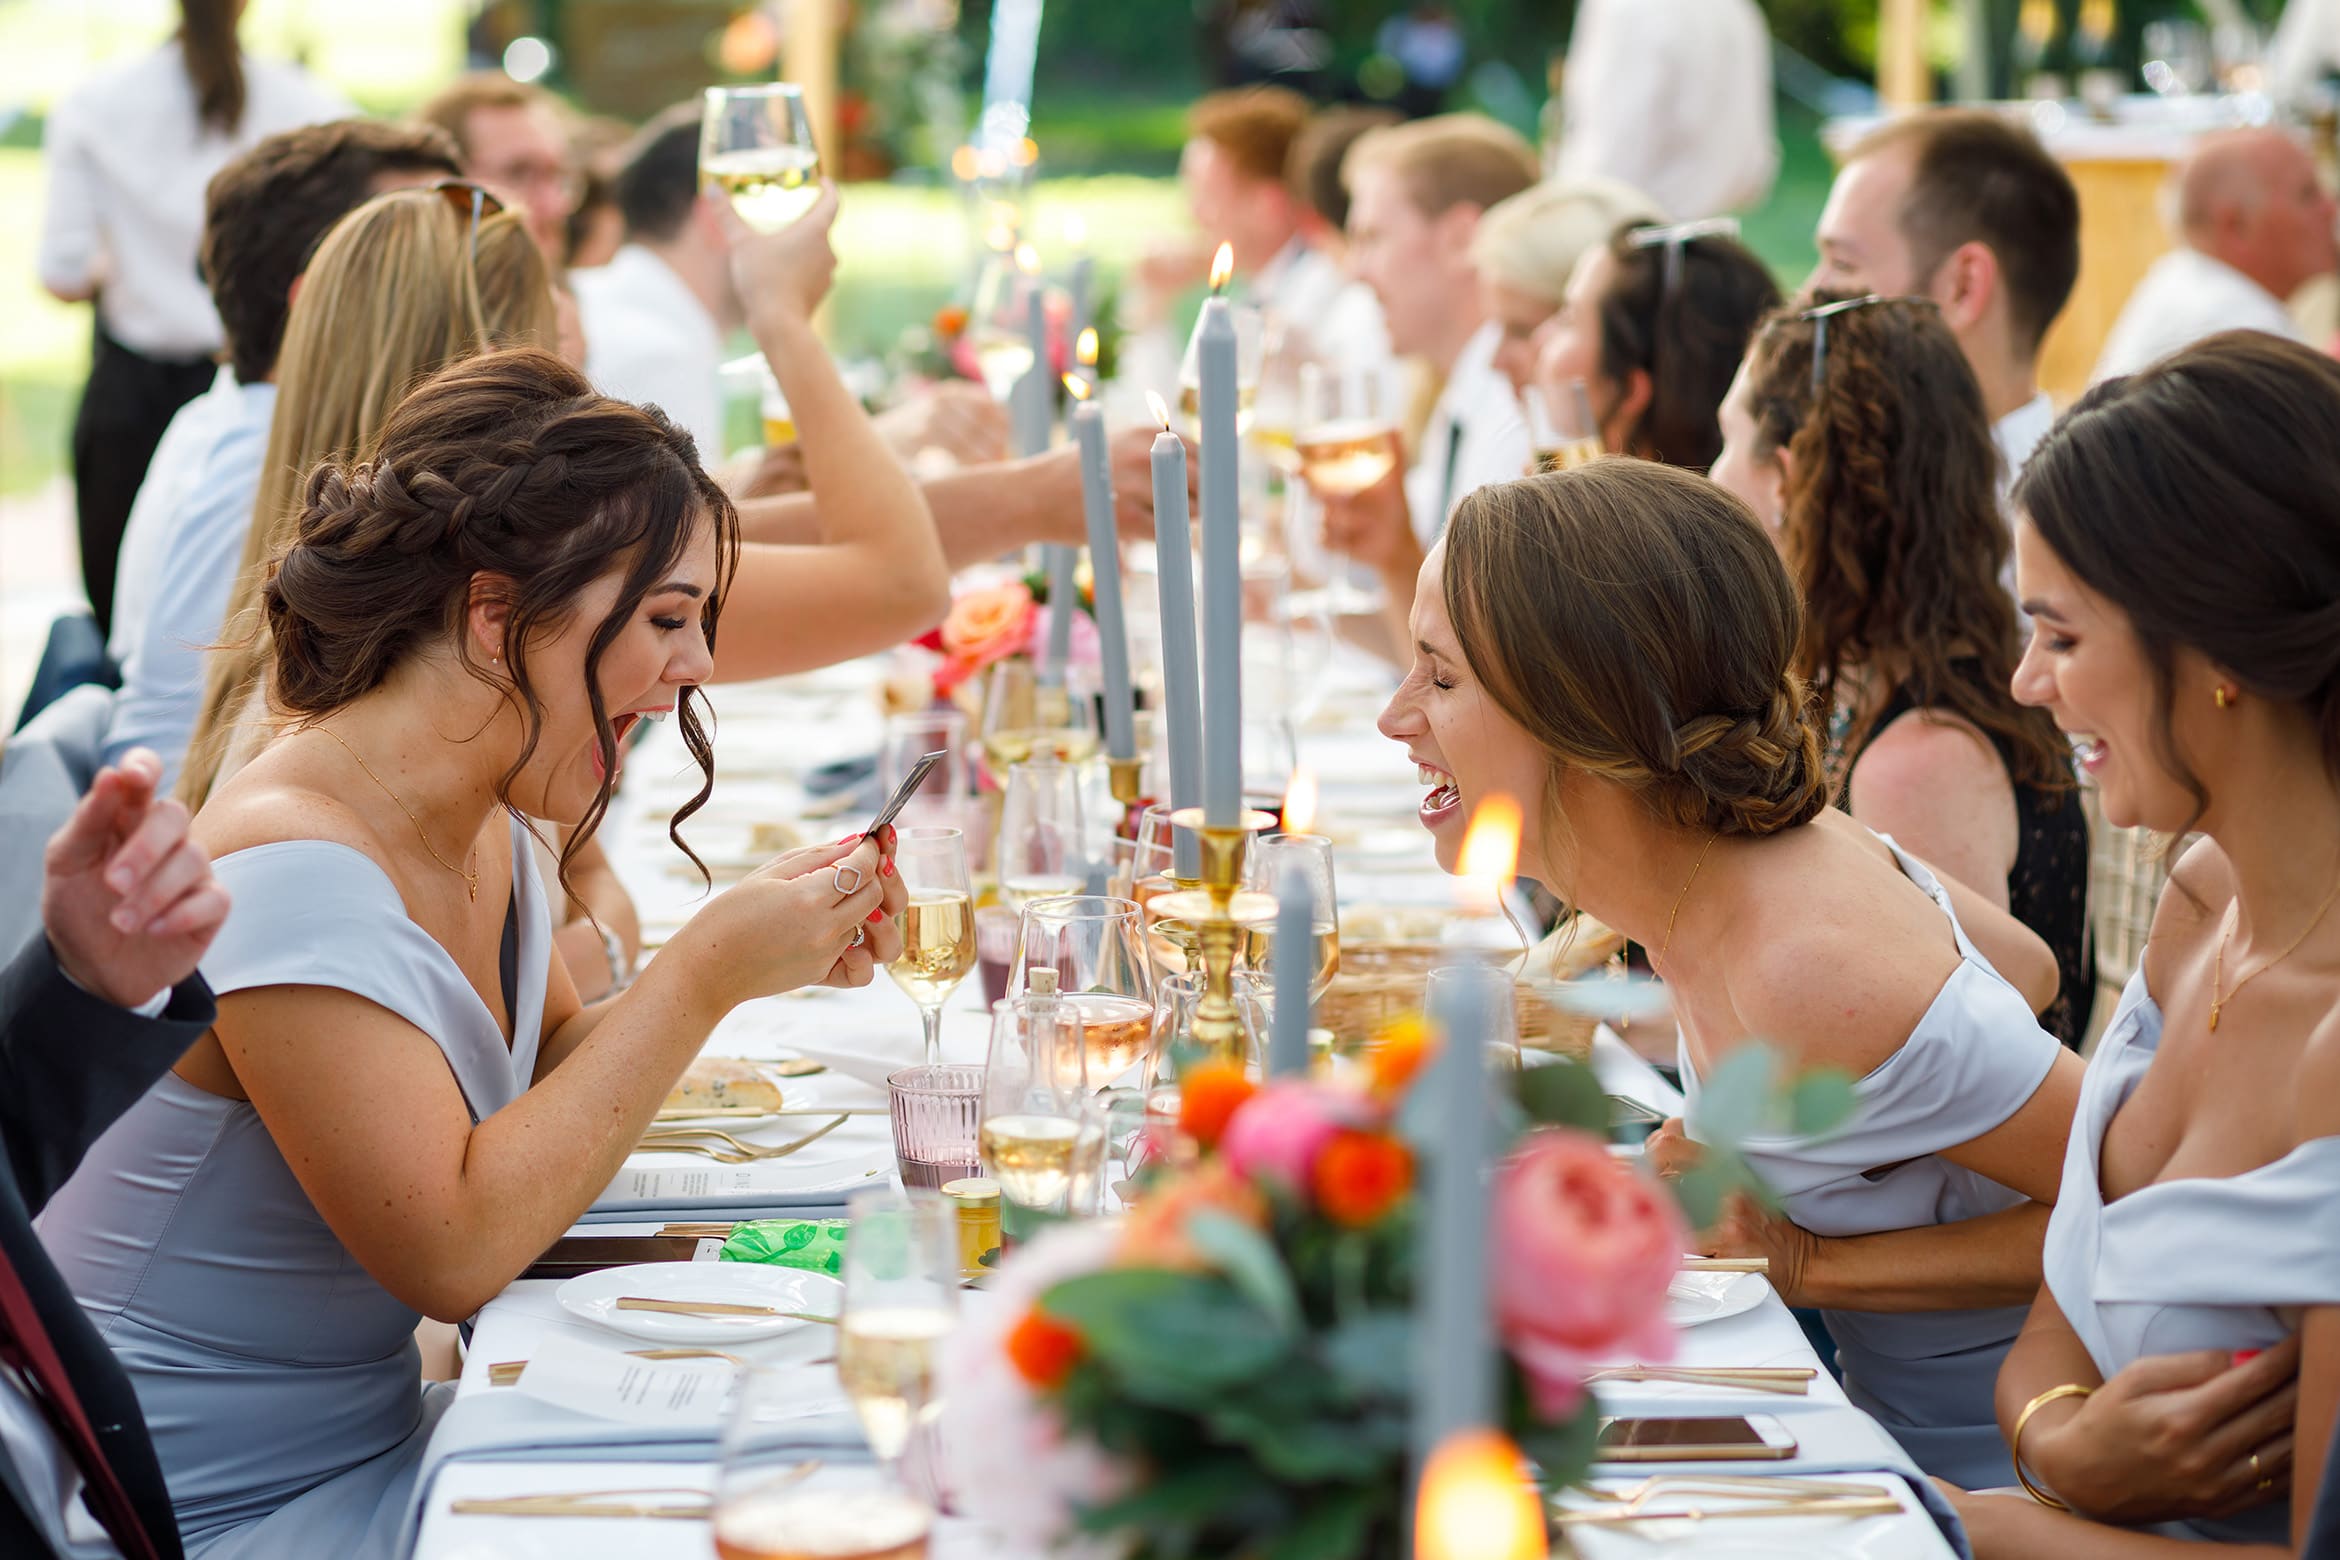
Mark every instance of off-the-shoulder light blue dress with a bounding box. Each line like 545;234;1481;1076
39;817;547;1559
1680;841;2065;1490
2042;971;2340;1543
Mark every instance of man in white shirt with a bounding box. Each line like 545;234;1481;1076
1812;109;2080;493
2093;129;2338;384
1552;0;1779;221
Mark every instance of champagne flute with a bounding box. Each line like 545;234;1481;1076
1526;378;1602;472
1244;833;1341;1003
880;711;967;833
1008;895;1157;1088
700;84;823;234
996;755;1088;912
1293;361;1398;497
887;828;976;1068
714;1363;932;1560
978;986;1088;1212
966;246;1043;403
835;1187;957;1482
978;658;1098;778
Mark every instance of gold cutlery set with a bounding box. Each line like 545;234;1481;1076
1552;1473;1907;1527
635;1114;853;1163
447;1462;819;1520
1583;1364;1815;1396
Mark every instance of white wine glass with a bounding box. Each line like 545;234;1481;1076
1293;361;1398;498
1009;895;1157;1089
880;710;967;833
836;1187;957;1487
887;828;976;1069
1427;962;1522;1072
1142;968;1269;1125
996;755;1088;912
967;246;1044;403
978;657;1098;778
1178;300;1265;435
1245;833;1341;1003
714;1362;932;1560
699;84;822;234
979;985;1087;1213
1525;378;1602;473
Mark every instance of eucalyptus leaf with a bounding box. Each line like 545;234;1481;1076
1788;1069;1859;1137
1693;1042;1780;1144
1320;1310;1414;1401
1515;1058;1608;1132
1044;1269;1290;1393
1077;1456;1271;1539
1205;1400;1384;1480
1186;1210;1301;1338
1517;1406;1601;1490
1261;1484;1383;1560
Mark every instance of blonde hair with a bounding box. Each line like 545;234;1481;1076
1341;113;1539;220
179;189;557;808
1471;178;1666;305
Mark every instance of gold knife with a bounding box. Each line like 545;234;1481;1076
616;1297;838;1323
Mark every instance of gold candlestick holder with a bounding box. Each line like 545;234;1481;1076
1107;754;1144;807
1152;805;1276;1058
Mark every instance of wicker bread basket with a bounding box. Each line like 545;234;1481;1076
1318;908;1625;1061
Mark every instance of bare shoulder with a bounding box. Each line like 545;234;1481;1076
2146;836;2233;951
2297;1000;2340;1142
191;750;392;874
1852;709;2009;798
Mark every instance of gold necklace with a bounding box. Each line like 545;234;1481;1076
2208;876;2340;1031
1655;830;1721;974
314;725;480;902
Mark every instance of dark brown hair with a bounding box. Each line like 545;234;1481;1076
181;0;244;136
1288;105;1400;231
2016;331;2340;826
1595;223;1783;471
1744;292;2071;793
202;119;464;383
1188;86;1311;186
1443;461;1829;843
1849;109;2080;356
263;348;740;890
415;73;551;163
613;103;702;243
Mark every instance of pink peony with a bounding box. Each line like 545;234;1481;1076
1218;1079;1351;1190
1492;1128;1687;1418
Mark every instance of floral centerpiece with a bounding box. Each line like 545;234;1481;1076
912;569;1098;703
937;1027;1825;1559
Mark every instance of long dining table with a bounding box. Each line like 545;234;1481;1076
398;642;1972;1558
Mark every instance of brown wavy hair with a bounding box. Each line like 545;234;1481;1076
1744;292;2072;794
1594;223;1783;471
181;0;244;136
259;348;738;895
1443;460;1830;851
2017;331;2340;829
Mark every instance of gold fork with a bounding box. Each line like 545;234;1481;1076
448;1462;818;1519
636;1115;850;1163
487;1347;747;1386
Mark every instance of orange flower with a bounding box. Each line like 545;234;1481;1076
1312;1130;1413;1226
1004;1306;1085;1391
1367;1016;1436;1099
1118;1159;1267;1268
933;303;970;338
938;581;1037;674
1177;1060;1257;1149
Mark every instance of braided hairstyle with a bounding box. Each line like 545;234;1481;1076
1443;460;1829;847
263;347;739;892
2017;331;2340;831
1592;222;1783;471
1743;292;2072;795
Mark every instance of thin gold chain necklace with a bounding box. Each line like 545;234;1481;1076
1655;831;1722;974
313;725;480;903
2208;877;2340;1031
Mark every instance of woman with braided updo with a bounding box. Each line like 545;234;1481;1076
40;347;907;1560
1377;458;2082;1486
1711;293;2094;1046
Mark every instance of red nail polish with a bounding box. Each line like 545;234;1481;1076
866;907;884;924
881;859;895;877
2234;1349;2263;1365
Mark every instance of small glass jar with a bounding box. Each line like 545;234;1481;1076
940;1176;1002;1281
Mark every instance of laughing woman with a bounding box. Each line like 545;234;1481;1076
1950;334;2340;1556
40;349;906;1559
1378;458;2082;1487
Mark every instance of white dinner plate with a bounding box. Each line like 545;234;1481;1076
556;1262;843;1343
1664;1271;1769;1328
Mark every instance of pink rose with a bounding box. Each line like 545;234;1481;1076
1219;1080;1349;1189
1492;1128;1687;1418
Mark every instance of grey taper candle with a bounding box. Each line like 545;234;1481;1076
1269;860;1312;1076
1149;429;1202;880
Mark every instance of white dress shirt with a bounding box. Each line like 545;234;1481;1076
38;42;349;358
2093;249;2303;384
1404;321;1531;544
574;245;727;462
107;366;239;665
1553;0;1778;220
1993;390;2058;612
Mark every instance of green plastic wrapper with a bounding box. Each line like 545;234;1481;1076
718;1218;849;1276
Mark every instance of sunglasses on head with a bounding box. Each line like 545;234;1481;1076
1627;216;1742;298
427;180;506;263
1792;293;1934;394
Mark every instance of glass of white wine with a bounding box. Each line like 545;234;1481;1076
996;755;1088;913
1008;895;1157;1089
886;828;976;1069
835;1187;956;1489
978;981;1088;1214
1178;300;1265;434
978;658;1097;779
1427;962;1522;1071
1525;377;1603;472
967;246;1044;403
699;84;823;234
714;1364;932;1560
1244;833;1341;1003
1293;360;1398;498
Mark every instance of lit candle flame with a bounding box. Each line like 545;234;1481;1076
1145;390;1173;431
1283;768;1318;836
1063;213;1088;247
1209;242;1235;294
1015;242;1042;276
1077;327;1099;368
1457;796;1522;898
1415;1431;1548;1560
1062;373;1091;401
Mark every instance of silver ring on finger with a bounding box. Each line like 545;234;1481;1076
832;862;865;895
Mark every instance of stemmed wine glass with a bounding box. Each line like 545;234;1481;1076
834;1187;957;1486
880;710;967;834
979;984;1089;1214
1009;895;1156;1090
1525;378;1602;472
967;245;1045;404
714;1363;932;1560
699;84;823;234
885;827;976;1068
1142;968;1269;1123
1427;962;1522;1073
1244;833;1342;1003
1293;360;1398;497
978;658;1098;778
1178;299;1266;434
997;755;1089;912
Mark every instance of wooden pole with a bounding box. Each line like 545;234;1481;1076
1879;0;1935;109
783;0;841;167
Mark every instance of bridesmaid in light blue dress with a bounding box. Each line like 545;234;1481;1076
1945;334;2340;1558
37;349;905;1559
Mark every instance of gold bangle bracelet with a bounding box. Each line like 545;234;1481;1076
2011;1383;2093;1511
